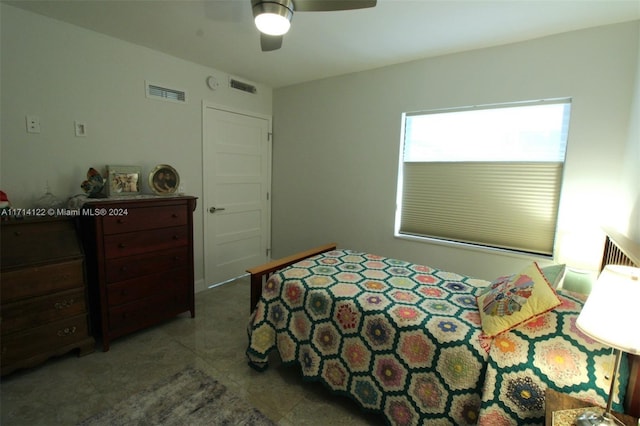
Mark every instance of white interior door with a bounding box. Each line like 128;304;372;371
203;104;271;286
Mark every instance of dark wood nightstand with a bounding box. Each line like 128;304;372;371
545;388;639;426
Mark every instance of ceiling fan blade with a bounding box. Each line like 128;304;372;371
261;33;283;51
293;0;376;12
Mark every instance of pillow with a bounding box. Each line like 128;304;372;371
540;263;566;289
559;269;595;294
476;262;562;337
475;263;566;296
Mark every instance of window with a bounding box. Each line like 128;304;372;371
396;99;571;256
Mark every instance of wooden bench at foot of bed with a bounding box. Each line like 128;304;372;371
246;243;337;313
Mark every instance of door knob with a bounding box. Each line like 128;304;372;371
209;207;226;213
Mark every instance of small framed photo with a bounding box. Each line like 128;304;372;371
149;164;180;195
106;165;141;196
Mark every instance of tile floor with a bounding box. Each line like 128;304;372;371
1;276;384;426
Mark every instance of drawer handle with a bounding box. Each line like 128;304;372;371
172;235;179;240
120;266;128;272
57;326;77;337
54;298;75;309
14;231;22;236
118;243;126;248
117;219;126;224
171;213;178;218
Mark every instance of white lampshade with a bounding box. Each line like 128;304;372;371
253;1;293;36
576;265;640;355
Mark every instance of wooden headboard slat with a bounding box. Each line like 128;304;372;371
601;227;640;270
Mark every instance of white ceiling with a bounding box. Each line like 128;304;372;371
6;0;640;88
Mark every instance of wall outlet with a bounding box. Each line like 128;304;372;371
26;115;41;133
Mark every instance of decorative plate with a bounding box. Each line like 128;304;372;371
149;164;180;195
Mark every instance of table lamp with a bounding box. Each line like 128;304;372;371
576;264;640;425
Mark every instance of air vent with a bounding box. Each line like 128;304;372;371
146;81;186;103
229;78;257;94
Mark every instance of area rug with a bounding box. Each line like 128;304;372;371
77;367;275;425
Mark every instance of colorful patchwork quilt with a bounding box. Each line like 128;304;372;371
246;250;628;425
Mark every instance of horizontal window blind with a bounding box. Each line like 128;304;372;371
399;161;563;255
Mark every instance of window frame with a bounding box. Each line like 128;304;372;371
394;98;572;258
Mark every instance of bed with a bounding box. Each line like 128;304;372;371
246;232;640;425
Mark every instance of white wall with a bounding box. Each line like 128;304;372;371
620;30;640;242
0;4;273;291
272;21;640;280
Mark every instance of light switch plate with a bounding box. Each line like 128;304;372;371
75;121;87;137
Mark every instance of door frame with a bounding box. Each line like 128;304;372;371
201;101;272;288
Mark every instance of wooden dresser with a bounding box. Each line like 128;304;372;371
1;217;95;376
81;196;197;351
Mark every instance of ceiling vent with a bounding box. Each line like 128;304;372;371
229;78;257;94
146;81;186;103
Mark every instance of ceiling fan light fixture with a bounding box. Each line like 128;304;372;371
253;1;293;36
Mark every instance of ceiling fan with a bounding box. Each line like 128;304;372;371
251;0;377;51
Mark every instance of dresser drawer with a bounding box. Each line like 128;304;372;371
105;247;189;283
1;259;84;303
1;218;82;268
102;204;188;235
108;288;189;333
1;288;88;334
1;315;91;365
106;268;188;307
104;226;188;259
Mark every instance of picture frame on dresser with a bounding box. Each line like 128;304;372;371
106;165;141;197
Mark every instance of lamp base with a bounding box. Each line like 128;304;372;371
598;412;625;426
575;411;625;426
